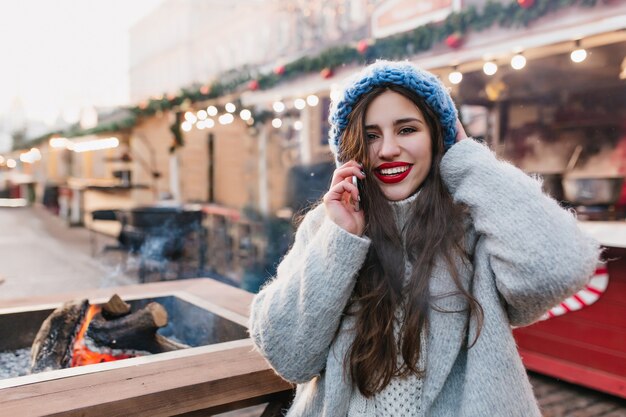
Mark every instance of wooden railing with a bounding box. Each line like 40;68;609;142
0;279;294;416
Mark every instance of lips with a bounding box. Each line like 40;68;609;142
374;162;413;184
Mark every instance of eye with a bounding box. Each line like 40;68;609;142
366;132;379;141
399;126;417;135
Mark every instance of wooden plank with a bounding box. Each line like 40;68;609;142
0;345;293;417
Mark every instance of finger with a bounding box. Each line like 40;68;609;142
331;166;366;187
455;119;468;142
325;180;359;204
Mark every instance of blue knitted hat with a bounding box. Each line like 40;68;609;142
328;60;457;161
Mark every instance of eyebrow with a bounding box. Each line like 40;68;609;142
365;118;424;129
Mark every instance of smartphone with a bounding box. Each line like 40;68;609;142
352;175;361;211
336;158;364;211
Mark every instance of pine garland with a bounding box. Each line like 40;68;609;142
24;0;601;149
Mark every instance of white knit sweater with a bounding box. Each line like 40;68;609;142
347;192;425;417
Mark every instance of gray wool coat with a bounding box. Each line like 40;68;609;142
249;139;600;417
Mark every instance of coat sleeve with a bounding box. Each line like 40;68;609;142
248;204;371;383
440;139;601;327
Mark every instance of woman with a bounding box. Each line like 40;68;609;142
249;61;599;417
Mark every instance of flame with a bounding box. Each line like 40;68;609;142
71;305;134;367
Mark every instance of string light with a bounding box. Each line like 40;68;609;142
294;121;303;131
219;113;234;125
272;118;283;128
0;155;4;164
240;109;252;121
207;105;218;116
70;137;120;153
181;121;193;132
184;111;197;123
197;120;207;130
306;94;319;106
448;67;463;84
570;40;587;63
294;98;306;110
205;119;215;128
6;159;16;168
483;61;498;76
273;101;286;113
511;53;526;70
225;103;236;113
49;137;70;149
197;109;208;120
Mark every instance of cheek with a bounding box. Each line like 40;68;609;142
413;137;433;164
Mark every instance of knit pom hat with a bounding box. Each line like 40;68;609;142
328;60;458;161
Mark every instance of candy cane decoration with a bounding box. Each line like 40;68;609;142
540;265;609;321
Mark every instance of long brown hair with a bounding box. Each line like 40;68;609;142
338;84;483;397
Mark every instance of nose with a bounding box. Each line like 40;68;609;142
378;133;401;160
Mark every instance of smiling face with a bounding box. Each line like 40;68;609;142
364;90;433;201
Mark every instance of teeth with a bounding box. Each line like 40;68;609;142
380;166;409;175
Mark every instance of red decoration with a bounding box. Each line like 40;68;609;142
445;32;464;49
200;85;209;95
357;39;369;54
273;65;285;75
517;0;534;8
248;80;259;91
320;67;334;79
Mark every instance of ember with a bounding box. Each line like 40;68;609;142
71;305;133;367
29;294;183;373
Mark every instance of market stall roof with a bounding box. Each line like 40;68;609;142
241;1;626;104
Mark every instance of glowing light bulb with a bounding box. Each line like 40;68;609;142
240;109;252;121
294;98;306;110
205;119;215;128
306;95;319;106
207;106;218;116
483;61;498;76
184;112;197;123
570;48;587;63
181;121;193;132
197;110;208;120
448;70;463;84
273;101;286;113
511;54;526;70
219;113;234;125
272;118;282;128
294;120;303;131
225;103;236;113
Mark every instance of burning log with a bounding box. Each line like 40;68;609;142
30;300;89;373
101;294;131;319
87;302;185;353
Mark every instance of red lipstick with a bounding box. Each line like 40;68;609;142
374;162;413;184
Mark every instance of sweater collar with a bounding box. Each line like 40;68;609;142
388;191;419;228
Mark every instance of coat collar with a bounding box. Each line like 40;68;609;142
421;257;471;411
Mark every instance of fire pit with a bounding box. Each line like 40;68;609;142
0;279;293;416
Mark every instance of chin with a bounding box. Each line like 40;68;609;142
382;187;418;201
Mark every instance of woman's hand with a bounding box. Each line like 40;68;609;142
455;118;468;142
323;161;366;236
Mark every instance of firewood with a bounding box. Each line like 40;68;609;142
30;300;89;373
87;302;174;353
101;294;131;319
